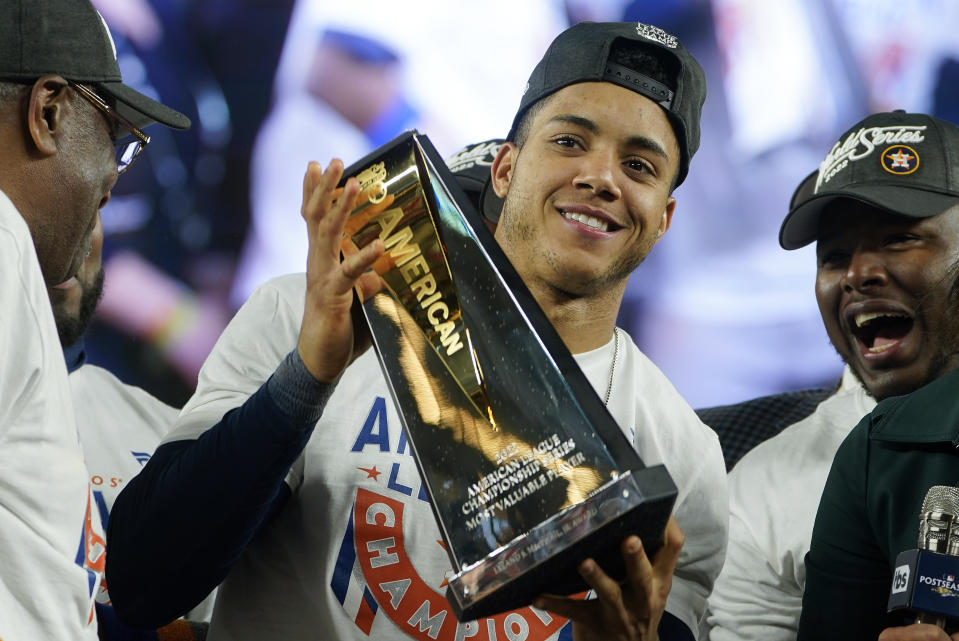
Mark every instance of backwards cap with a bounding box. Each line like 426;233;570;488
507;21;706;186
0;0;190;130
780;110;959;249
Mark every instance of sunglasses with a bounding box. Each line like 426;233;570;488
69;81;150;174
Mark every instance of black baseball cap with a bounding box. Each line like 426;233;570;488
446;139;506;223
786;169;818;213
780;110;959;249
507;21;707;187
0;0;190;131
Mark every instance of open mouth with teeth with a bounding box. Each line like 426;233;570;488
851;311;914;354
560;210;620;232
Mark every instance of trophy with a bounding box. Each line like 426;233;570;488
340;131;677;621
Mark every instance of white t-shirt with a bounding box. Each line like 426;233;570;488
72;363;178;509
706;367;875;640
0;189;101;640
168;273;728;640
70;362;216;622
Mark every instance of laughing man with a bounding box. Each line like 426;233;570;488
707;110;959;640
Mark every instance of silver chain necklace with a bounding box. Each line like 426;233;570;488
603;328;620;406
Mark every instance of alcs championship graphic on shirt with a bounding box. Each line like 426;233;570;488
331;396;578;641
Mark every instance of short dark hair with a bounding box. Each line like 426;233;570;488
0;79;93;126
0;80;28;108
511;96;549;149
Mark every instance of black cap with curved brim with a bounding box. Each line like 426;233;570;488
0;0;190;131
446;139;506;223
507;21;706;187
787;169;819;211
780;110;959;250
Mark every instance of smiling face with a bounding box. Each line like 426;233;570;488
492;82;678;300
815;199;959;400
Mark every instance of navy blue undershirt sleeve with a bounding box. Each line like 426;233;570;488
658;610;694;641
106;350;333;627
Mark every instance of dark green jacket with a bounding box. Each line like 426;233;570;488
798;366;959;640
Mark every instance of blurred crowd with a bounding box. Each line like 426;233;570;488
86;0;959;408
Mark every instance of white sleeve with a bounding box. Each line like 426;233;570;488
666;425;729;638
619;342;729;638
706;461;803;641
165;274;305;443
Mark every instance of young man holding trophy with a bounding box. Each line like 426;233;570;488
107;21;727;641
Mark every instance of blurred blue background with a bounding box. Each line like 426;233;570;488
87;0;959;409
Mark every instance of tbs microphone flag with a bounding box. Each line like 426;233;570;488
888;548;959;620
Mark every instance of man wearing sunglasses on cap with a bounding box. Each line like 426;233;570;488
0;0;188;638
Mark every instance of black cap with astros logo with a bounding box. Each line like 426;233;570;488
780;110;959;249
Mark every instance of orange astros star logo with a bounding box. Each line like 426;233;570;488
882;145;919;175
358;465;381;480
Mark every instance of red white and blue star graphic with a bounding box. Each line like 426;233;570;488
882;145;920;175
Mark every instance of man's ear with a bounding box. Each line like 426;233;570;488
26;75;71;157
490;142;518;199
658;197;676;239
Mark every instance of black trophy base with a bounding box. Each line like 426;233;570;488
446;465;676;621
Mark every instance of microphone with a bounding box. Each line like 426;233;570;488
888;485;959;627
918;485;959;554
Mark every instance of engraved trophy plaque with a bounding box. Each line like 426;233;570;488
340;131;677;621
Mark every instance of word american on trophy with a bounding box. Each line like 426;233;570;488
338;131;678;621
